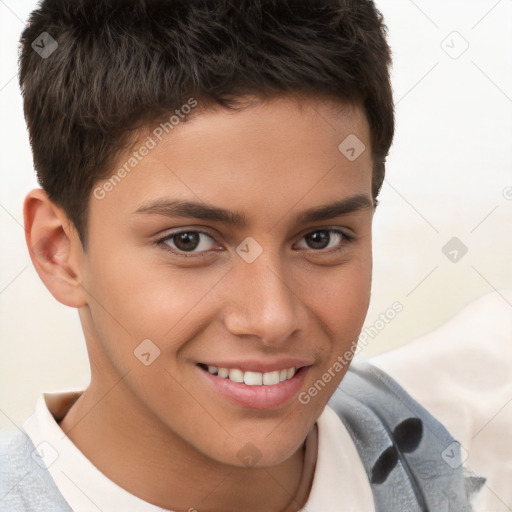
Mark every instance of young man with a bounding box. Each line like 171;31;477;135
0;0;494;510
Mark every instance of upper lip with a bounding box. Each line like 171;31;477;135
198;358;313;373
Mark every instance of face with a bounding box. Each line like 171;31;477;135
80;95;374;468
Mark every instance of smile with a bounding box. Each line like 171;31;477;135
200;364;296;386
196;363;310;409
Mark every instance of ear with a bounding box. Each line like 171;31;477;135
24;188;87;308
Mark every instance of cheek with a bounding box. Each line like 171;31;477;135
304;251;372;354
83;244;227;348
293;256;372;424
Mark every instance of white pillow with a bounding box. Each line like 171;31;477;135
370;290;512;512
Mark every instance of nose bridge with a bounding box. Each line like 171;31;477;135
223;247;304;344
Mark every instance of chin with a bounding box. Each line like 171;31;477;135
207;428;310;470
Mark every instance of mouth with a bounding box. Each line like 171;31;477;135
196;362;311;410
198;363;298;386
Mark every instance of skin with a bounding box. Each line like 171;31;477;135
24;95;375;512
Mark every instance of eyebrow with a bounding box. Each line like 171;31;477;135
134;194;374;227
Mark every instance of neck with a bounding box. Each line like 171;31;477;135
58;381;315;512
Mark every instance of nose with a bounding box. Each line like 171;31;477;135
222;253;306;346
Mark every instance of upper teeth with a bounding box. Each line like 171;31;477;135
206;365;296;386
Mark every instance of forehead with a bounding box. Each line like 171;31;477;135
169;94;371;161
89;95;373;230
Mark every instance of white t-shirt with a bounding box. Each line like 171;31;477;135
23;393;375;512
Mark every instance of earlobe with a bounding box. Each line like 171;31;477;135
23;188;87;308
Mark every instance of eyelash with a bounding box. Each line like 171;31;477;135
155;228;354;258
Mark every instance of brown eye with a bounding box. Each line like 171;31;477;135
173;232;200;251
305;231;330;249
161;231;217;253
296;229;347;251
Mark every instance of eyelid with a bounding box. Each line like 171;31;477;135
295;225;354;240
155;228;221;257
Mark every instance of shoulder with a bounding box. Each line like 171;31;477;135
0;428;72;512
369;290;512;511
329;361;478;511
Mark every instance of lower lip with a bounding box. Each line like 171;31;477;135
197;365;310;410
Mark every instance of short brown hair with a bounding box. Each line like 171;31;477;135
19;0;394;246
